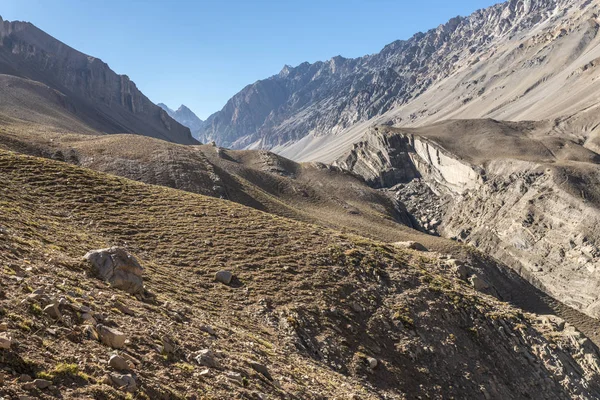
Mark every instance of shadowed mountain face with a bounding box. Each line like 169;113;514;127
0;16;197;144
198;0;600;161
158;103;205;136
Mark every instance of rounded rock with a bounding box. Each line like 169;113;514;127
109;354;131;371
215;270;233;285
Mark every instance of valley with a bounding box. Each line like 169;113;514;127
2;0;600;398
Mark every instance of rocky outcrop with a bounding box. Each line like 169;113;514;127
198;0;584;152
334;128;420;188
0;16;197;145
335;126;483;193
441;160;600;318
338;121;600;320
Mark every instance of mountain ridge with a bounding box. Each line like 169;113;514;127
0;15;198;145
197;0;592;158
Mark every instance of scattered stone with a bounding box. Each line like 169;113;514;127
83;325;99;341
161;336;175;354
225;371;244;384
392;241;428;252
215;270;233;285
109;373;137;392
0;333;12;349
351;302;363;313
43;302;62;319
0;322;7;331
249;362;273;380
25;293;42;303
97;325;126;349
448;259;468;280
195;349;220;368
80;313;96;324
109;354;131;371
79;305;91;313
367;357;378;369
120;352;141;366
83;247;144;294
200;325;216;336
199;369;210;377
18;374;32;382
469;275;490;291
114;301;135;316
33;378;52;389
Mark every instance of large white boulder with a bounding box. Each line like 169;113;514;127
83;247;144;294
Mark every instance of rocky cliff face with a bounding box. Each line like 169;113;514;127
158;103;204;136
442;161;600;318
335;126;484;193
198;0;586;152
338;122;600;321
0;16;197;145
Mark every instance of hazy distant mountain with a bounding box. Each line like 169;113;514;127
0;16;197;145
158;103;204;137
198;0;600;160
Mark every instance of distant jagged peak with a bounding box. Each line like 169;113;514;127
158;103;175;114
158;102;204;136
279;64;293;77
176;104;195;114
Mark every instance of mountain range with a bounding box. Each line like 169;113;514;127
197;0;600;162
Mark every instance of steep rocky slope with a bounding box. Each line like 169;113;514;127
0;17;196;145
158;103;205;136
337;121;600;321
198;0;600;162
3;148;600;399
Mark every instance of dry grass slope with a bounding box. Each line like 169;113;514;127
1;149;600;399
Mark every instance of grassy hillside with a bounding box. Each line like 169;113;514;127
0;120;427;246
1;149;600;399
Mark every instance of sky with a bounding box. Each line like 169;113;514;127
2;0;500;119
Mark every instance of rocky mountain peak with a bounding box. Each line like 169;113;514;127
157;103;174;114
279;64;293;77
175;104;195;115
158;103;204;136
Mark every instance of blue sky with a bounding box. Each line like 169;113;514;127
2;0;500;119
